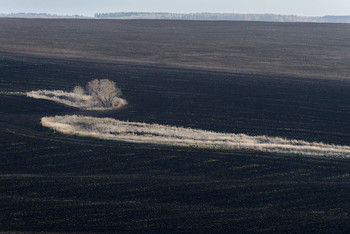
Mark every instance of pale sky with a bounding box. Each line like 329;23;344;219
0;0;349;17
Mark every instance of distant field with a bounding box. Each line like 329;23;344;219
0;19;350;79
0;54;349;232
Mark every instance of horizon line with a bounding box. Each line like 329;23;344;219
1;12;350;18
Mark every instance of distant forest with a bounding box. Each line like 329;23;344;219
0;13;87;18
1;12;350;23
94;12;350;23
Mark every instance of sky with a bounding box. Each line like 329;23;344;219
0;0;349;17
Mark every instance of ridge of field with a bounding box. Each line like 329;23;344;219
0;19;350;79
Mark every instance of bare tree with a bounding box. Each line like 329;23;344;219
73;86;84;95
86;79;122;107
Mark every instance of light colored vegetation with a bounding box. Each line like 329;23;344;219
27;79;127;110
41;115;350;157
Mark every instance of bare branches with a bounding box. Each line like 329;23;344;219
27;79;127;110
73;86;84;95
86;79;122;108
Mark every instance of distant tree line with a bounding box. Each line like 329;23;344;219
2;12;350;23
0;13;87;18
94;12;350;23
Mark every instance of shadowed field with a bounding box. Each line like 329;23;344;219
0;54;349;232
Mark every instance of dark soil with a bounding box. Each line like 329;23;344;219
0;19;350;79
0;54;349;233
